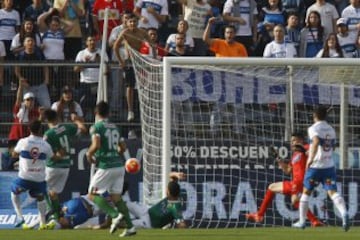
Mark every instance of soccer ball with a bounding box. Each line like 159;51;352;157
125;158;141;174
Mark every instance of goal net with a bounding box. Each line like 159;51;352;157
128;47;360;228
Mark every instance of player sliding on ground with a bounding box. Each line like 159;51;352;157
246;132;324;227
126;171;187;229
46;172;187;230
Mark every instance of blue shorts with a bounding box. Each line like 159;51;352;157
11;178;47;198
303;167;337;191
63;197;92;228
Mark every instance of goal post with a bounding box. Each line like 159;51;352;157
129;46;360;227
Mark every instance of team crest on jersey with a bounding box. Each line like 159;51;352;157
292;153;301;163
30;147;40;159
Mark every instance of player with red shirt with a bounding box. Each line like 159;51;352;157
92;0;134;39
246;132;324;227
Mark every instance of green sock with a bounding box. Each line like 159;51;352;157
44;194;55;217
115;198;133;228
50;198;61;219
93;195;118;218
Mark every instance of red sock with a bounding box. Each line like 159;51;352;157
306;210;318;223
258;190;275;216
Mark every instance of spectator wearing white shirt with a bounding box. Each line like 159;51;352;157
74;35;109;121
10;18;42;56
181;0;212;56
222;0;258;56
165;19;194;54
316;32;345;57
108;11;131;112
306;0;339;38
341;0;360;37
263;24;297;57
42;16;66;60
0;0;21;60
51;85;84;123
133;0;168;29
336;17;357;58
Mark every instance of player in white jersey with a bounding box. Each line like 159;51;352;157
10;120;54;229
293;107;350;231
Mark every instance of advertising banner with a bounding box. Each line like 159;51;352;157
0;138;359;228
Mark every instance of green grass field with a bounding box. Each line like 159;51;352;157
0;227;358;240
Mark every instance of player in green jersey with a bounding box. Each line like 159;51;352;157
127;171;187;229
86;101;135;237
45;172;187;231
43;109;87;219
91;172;187;229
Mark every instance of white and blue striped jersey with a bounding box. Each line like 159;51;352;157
308;121;336;169
136;0;168;29
0;8;21;40
337;32;357;58
42;30;65;60
14;135;54;182
341;5;360;35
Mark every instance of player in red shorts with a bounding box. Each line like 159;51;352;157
246;132;324;227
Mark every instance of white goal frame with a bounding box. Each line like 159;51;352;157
162;57;359;198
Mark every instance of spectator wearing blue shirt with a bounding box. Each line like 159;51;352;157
23;0;50;22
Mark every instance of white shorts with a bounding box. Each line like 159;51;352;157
45;167;70;193
88;167;125;195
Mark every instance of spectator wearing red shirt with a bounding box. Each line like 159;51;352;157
246;132;324;227
8;82;41;144
139;28;166;60
92;0;134;40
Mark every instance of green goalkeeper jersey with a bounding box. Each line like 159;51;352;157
148;198;184;228
89;119;125;169
44;123;78;168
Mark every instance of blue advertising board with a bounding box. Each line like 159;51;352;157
0;138;359;228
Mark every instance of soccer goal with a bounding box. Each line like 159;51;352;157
128;47;360;228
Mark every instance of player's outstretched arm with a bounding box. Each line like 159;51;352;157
169;172;186;182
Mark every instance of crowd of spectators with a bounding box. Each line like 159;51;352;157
0;0;359;160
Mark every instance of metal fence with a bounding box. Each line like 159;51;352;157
0;61;141;142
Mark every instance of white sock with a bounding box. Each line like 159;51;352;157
331;193;347;217
11;192;23;219
299;194;309;224
126;201;147;218
37;200;47;225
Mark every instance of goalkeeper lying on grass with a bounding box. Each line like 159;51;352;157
47;172;187;230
